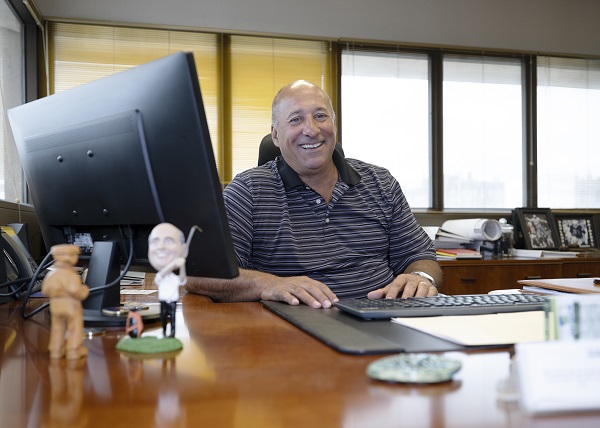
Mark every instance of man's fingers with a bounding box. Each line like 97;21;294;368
368;275;438;299
259;277;337;308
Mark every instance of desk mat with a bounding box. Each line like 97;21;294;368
262;301;472;355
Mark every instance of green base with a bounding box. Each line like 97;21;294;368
116;336;183;355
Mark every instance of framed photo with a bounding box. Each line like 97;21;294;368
554;213;598;248
513;208;560;250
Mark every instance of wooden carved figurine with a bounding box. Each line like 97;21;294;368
148;223;188;338
42;244;89;360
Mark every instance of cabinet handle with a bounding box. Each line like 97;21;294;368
460;277;478;282
525;276;542;280
576;273;592;278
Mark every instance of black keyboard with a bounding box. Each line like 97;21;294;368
334;293;548;320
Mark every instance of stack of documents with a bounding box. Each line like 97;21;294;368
424;219;502;252
518;277;600;295
511;248;578;258
422;226;475;250
436;248;482;259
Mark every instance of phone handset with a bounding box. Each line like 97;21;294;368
1;229;38;297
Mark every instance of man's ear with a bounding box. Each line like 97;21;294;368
271;126;280;147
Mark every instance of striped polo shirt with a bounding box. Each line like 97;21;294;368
223;149;437;299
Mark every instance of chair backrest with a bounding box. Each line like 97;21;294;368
258;134;283;166
257;133;344;166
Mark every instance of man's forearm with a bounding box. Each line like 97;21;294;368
184;268;270;302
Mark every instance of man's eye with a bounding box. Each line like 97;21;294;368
315;113;328;120
289;117;301;124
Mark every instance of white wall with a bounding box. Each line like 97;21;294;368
34;0;600;56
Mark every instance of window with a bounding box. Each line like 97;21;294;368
443;55;524;209
537;56;600;208
341;49;525;210
0;0;24;202
341;48;431;208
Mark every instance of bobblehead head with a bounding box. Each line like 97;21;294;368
148;223;187;271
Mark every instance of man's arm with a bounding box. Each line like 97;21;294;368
367;260;442;299
185;268;339;308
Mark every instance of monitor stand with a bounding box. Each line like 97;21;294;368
82;241;160;327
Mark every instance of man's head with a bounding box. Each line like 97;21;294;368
50;244;80;266
148;222;187;271
271;80;337;178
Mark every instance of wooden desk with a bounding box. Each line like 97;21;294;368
2;293;600;427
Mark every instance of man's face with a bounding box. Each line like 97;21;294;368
148;223;185;271
272;83;336;178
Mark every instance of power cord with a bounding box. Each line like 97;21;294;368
20;251;54;319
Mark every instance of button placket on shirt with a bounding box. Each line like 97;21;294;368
300;186;331;228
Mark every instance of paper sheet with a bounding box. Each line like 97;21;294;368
392;311;546;346
120;289;157;295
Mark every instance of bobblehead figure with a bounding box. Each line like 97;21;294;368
42;244;90;360
148;223;188;338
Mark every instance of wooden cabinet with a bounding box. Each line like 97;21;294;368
439;258;598;295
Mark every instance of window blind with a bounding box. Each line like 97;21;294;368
537;56;600;208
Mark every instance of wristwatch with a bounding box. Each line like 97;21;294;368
410;271;437;287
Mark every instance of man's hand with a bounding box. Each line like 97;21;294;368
257;275;339;308
367;273;438;299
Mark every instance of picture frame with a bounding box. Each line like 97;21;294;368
513;208;560;250
553;213;598;248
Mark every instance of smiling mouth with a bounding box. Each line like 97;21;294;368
300;142;324;149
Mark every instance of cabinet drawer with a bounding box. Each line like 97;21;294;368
441;262;562;295
441;265;501;295
562;260;600;278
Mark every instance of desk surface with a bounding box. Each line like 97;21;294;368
2;292;600;428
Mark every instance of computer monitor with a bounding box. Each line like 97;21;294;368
8;52;239;325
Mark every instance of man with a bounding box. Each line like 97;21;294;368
186;80;441;308
148;222;188;337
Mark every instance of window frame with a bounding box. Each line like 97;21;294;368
3;0;38;204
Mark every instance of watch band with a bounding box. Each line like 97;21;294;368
410;271;436;287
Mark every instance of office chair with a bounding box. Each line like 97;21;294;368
257;133;344;166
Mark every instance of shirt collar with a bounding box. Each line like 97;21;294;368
276;144;361;191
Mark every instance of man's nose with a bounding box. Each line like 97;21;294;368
302;117;319;137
